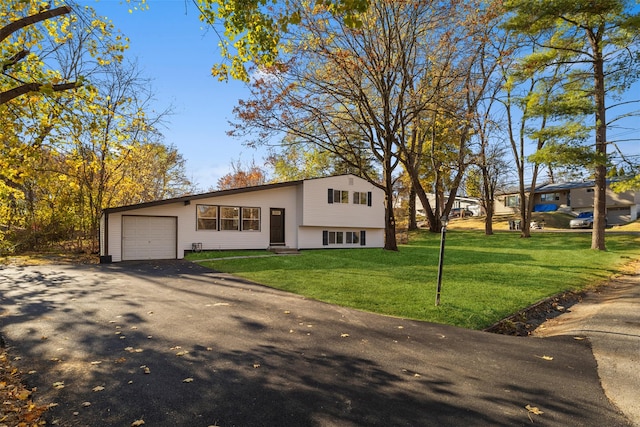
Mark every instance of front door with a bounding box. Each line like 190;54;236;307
270;208;285;246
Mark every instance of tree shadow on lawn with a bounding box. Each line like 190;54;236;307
0;262;631;427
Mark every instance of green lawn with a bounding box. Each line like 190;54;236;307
185;230;640;329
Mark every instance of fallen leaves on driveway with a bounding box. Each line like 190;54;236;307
0;349;49;426
525;405;544;423
536;355;554;361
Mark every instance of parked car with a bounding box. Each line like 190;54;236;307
449;208;473;219
569;212;594;229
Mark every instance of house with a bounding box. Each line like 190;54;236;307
495;179;640;225
99;174;385;263
415;194;483;217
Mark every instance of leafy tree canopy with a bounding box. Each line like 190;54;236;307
196;0;369;81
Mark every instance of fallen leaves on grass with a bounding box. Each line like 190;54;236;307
0;350;49;426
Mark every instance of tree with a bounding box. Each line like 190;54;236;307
396;0;506;232
217;159;267;190
197;0;369;81
63;58;191;251
0;3;191;253
501;53;594;238
0;1;130;252
266;145;334;182
230;0;504;247
0;3;77;104
503;0;640;250
467;144;510;235
230;1;426;250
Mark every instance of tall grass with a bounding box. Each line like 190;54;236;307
187;231;640;329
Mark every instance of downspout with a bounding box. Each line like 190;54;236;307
100;211;112;263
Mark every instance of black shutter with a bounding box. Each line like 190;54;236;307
360;230;366;246
367;191;372;206
322;230;329;246
328;188;334;204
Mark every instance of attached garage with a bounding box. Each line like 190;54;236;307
122;215;177;261
606;207;631;226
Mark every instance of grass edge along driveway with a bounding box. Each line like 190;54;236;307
187;230;640;330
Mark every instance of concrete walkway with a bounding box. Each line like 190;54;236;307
534;264;640;426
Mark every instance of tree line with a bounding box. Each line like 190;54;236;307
2;0;639;255
0;1;194;254
209;0;640;251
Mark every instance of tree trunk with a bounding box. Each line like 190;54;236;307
591;44;607;250
384;186;398;251
481;168;494;235
383;151;398;251
484;202;494;235
408;186;417;231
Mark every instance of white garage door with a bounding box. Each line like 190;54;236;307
607;207;630;225
122;216;177;261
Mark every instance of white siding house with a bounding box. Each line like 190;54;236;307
100;174;385;262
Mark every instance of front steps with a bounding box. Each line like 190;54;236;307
268;246;300;255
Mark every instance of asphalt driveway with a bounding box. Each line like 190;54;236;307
0;261;632;426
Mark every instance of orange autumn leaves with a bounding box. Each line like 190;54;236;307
0;350;48;426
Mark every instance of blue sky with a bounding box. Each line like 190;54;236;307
84;0;263;190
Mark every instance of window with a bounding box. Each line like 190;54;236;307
335;190;349;203
220;207;240;230
242;207;260;231
540;193;560;201
323;230;365;246
353;192;369;205
328;188;349;203
505;195;519;207
199;205;260;232
327;231;343;244
197;205;217;230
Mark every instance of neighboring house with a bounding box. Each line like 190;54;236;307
495;179;640;225
100;174;385;263
415;194;483;217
